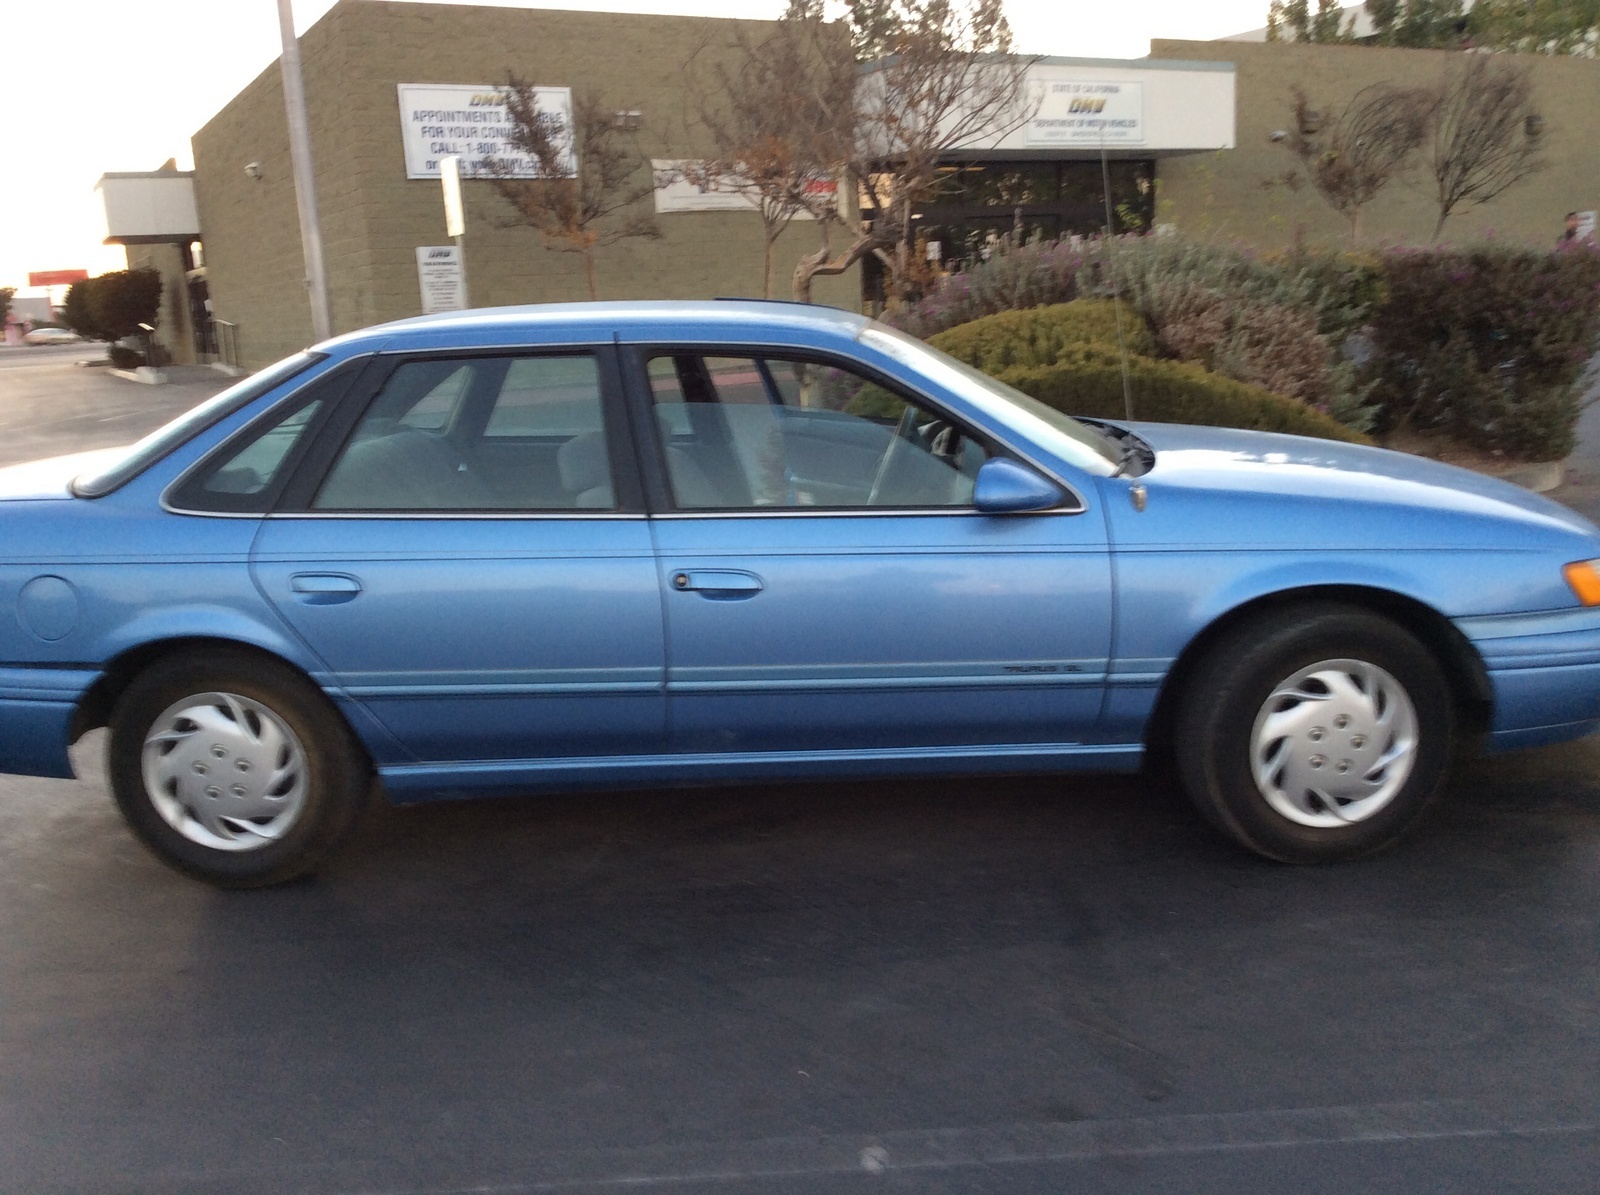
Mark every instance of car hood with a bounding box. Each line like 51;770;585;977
1106;422;1599;548
0;447;129;502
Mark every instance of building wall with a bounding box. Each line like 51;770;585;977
123;243;196;366
193;1;858;370
1149;38;1600;250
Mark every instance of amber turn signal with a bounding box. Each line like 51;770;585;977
1563;560;1600;606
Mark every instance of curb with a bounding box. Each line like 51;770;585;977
108;367;167;385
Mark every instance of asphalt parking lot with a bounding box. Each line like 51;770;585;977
0;353;1595;1193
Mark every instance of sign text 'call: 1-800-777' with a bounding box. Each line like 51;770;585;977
396;83;575;180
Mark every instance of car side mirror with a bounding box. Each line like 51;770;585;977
972;458;1064;514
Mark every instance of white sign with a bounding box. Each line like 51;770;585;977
397;83;574;180
652;160;835;216
440;155;465;237
1027;80;1144;146
415;246;466;314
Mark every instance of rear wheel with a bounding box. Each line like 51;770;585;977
1174;604;1455;863
107;650;368;887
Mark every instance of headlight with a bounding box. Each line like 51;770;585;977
1563;559;1600;605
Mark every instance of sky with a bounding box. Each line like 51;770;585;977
0;0;1272;297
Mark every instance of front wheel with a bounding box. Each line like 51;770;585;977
1174;604;1456;863
107;650;369;887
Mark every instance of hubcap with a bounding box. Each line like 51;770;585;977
1249;659;1418;829
141;692;309;851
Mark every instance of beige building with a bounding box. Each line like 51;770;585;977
95;3;1600;370
1150;37;1600;250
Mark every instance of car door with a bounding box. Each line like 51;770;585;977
250;347;666;764
630;349;1113;756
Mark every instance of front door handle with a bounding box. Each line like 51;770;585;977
289;572;363;604
670;569;764;599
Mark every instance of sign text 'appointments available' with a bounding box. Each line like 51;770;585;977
1027;80;1144;146
397;84;574;180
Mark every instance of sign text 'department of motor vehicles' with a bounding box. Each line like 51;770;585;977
397;83;574;180
1027;80;1145;146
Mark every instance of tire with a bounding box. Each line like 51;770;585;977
107;649;369;888
1174;603;1455;864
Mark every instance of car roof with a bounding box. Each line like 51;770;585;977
317;300;872;355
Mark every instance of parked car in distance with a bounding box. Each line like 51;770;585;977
21;326;83;346
1;300;1598;887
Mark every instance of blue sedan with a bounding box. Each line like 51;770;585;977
3;301;1598;886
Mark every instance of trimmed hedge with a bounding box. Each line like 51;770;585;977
927;303;1367;444
992;358;1370;444
927;301;1155;370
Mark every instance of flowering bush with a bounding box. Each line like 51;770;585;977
894;234;1600;456
887;238;1086;339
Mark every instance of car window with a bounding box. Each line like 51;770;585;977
164;356;370;514
646;353;991;510
176;401;324;511
73;351;325;499
313;354;614;512
485;357;608;437
398;365;471;430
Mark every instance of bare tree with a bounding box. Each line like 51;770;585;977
1424;56;1545;241
683;2;857;297
791;0;1037;305
1276;83;1434;242
490;82;660;300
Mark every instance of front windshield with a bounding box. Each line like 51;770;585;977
856;323;1120;475
72;352;325;498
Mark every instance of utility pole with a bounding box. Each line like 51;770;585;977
276;0;332;342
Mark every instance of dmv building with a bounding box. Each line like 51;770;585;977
96;1;1600;369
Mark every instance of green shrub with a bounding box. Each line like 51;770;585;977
994;356;1371;444
108;345;147;370
62;268;162;344
1368;244;1600;460
927;300;1365;443
927;301;1155;372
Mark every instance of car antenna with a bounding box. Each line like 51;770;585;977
1100;141;1136;423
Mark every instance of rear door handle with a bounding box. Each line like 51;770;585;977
669;569;763;599
289;573;363;603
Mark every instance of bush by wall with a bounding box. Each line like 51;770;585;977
1367;243;1600;461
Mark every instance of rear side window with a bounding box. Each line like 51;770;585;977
165;358;366;514
313;353;613;512
73;351;324;498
